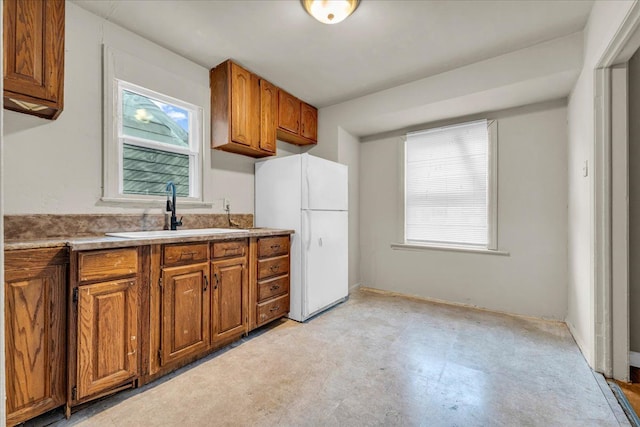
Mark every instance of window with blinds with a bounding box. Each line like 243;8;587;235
405;119;496;248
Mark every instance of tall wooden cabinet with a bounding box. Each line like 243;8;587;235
210;60;275;158
3;0;65;119
5;248;68;426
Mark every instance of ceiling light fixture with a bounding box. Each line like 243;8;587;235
301;0;360;25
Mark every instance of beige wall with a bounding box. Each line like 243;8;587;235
359;101;568;319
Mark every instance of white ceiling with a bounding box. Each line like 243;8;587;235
72;0;594;109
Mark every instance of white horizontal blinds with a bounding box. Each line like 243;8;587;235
406;120;489;246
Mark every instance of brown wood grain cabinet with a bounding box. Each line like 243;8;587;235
160;262;210;366
69;247;144;412
75;278;138;401
5;248;68;426
6;233;291;424
251;235;291;329
260;79;278;154
3;0;65;119
211;245;249;343
276;89;318;146
210;60;273;158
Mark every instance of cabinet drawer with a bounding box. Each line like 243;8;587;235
258;236;289;258
257;294;289;326
78;248;138;283
163;243;208;266
257;255;289;280
212;239;247;259
258;275;289;302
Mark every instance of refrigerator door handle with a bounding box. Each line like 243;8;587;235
304;210;312;250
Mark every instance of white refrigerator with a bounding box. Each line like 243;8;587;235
255;153;348;322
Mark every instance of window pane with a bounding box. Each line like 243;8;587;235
122;89;189;148
123;144;190;196
406;120;488;246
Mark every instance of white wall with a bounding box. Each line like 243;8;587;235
337;127;360;288
566;0;636;366
2;3;305;216
629;51;640;352
360;101;568;319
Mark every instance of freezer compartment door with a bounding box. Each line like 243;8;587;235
302;154;348;211
302;210;348;318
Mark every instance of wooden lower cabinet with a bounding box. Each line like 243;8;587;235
69;246;144;411
6;233;292;424
75;278;138;400
211;256;248;343
160;262;210;366
5;248;68;426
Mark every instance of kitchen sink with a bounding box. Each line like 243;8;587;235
106;228;248;239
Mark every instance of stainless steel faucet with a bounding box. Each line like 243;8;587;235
165;181;183;231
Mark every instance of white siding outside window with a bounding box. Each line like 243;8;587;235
405;119;497;250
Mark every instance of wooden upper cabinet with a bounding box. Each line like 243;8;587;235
210;60;272;158
5;248;68;426
277;90;300;134
230;63;255;147
161;263;210;366
300;102;318;141
259;79;277;154
276;89;318;146
3;0;65;120
76;278;138;401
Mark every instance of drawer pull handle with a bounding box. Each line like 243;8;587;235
270;244;280;249
270;265;280;272
270;305;280;312
270;285;280;291
179;251;197;260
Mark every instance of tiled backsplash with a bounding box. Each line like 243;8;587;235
4;214;254;241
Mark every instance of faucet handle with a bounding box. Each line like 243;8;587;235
177;216;183;227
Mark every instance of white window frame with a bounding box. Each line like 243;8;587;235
102;46;207;207
400;119;499;252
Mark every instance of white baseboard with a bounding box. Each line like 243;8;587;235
630;351;640;368
565;320;594;367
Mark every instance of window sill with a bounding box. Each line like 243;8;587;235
99;197;213;209
390;242;510;256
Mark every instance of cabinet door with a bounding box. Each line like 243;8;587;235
300;102;318;142
260;79;277;154
161;263;210;365
230;62;258;147
212;257;247;343
278;89;300;134
5;264;66;425
76;278;138;400
3;0;64;115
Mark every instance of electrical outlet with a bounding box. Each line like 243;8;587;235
223;198;230;212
